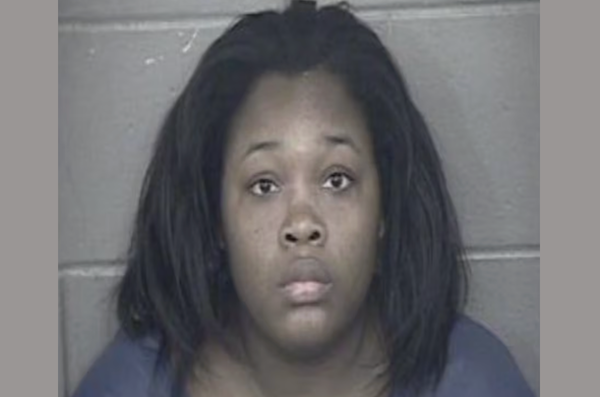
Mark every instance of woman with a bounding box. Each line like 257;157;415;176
72;1;534;396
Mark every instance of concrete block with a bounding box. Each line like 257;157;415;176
466;255;540;395
59;25;225;263
58;0;536;21
61;268;122;395
59;0;282;20
380;6;539;248
320;0;526;8
59;286;65;397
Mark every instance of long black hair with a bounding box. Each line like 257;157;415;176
117;1;468;395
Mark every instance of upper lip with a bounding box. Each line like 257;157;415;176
278;256;333;287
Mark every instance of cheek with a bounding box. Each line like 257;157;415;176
222;196;283;291
327;190;381;288
226;198;281;250
328;182;380;247
333;216;379;276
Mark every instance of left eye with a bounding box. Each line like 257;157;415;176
322;172;354;191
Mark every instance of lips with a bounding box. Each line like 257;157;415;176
282;281;332;304
279;257;333;304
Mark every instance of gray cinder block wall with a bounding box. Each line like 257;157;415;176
58;0;540;396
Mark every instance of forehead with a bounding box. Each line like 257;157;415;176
226;70;372;158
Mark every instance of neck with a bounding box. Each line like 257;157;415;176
237;308;388;397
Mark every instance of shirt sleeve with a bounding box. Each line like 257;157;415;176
70;332;172;397
430;316;536;397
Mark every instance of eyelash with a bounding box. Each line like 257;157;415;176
249;177;281;196
248;170;355;197
322;171;355;191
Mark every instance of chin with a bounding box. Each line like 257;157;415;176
273;308;344;360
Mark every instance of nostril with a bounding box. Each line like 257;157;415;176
285;233;298;243
309;230;321;241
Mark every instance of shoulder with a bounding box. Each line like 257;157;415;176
428;316;535;397
71;331;173;397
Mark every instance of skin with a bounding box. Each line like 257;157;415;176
190;70;387;397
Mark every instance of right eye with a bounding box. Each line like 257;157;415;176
249;178;281;196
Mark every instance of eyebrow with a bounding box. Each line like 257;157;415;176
242;140;281;160
242;133;361;160
323;134;361;154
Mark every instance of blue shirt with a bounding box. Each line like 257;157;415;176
72;316;535;397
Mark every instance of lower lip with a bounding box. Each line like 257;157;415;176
281;281;332;304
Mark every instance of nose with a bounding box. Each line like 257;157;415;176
279;205;327;249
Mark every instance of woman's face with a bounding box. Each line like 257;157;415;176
221;70;382;358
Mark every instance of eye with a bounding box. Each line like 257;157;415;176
322;171;354;192
249;178;281;196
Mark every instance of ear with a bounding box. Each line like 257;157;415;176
378;219;385;239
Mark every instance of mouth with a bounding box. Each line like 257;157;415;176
279;257;333;305
282;281;332;304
